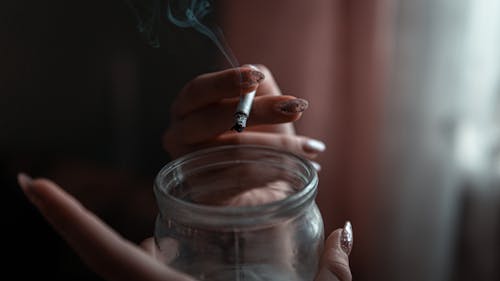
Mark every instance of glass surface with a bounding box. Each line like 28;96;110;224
154;145;324;281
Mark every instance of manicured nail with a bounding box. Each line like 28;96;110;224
18;172;33;191
17;172;40;204
341;221;353;255
275;98;309;115
304;139;326;153
311;161;321;171
240;68;265;88
245;64;260;70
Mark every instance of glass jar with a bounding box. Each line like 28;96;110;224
154;145;324;281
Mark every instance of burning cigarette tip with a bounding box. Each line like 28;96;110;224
231;112;248;133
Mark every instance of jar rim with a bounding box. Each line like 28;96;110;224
154;145;319;228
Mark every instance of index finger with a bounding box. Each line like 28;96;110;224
172;66;265;118
17;173;194;281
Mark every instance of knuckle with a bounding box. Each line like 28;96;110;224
228;133;243;145
278;135;291;148
278;135;303;154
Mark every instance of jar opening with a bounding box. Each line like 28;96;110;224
154;145;318;227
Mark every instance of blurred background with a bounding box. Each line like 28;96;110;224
3;0;500;280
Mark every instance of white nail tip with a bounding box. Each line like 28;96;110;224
311;161;321;171
305;139;326;152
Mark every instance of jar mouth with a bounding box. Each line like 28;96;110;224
154;145;319;228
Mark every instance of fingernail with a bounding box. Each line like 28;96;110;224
275;98;309;115
311;161;322;171
17;172;40;204
18;172;33;191
240;68;265;88
245;64;260;71
341;221;353;255
304;139;326;153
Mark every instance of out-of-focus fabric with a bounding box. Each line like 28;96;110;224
221;0;500;280
222;1;391;280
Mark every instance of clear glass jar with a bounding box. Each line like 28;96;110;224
154;145;324;281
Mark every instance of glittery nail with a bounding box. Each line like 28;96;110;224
240;69;265;88
275;98;309;115
341;221;353;255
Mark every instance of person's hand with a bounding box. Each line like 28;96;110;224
17;173;353;281
17;173;194;281
163;65;326;207
163;65;326;168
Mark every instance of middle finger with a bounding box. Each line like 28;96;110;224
170;96;309;145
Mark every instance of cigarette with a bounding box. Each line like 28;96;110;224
231;89;256;132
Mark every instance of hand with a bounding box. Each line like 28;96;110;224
17;173;352;281
163;65;326;166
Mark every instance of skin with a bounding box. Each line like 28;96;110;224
17;65;351;281
163;64;323;161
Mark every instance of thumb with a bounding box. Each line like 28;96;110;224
139;238;158;257
315;221;353;281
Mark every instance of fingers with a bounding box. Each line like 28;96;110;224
172;66;265;118
166;95;308;146
172;64;288;119
214;132;326;159
315;222;353;281
17;173;194;281
236;64;296;135
250;97;308;127
249;64;283;97
164;64;307;158
165;128;326;161
139;238;158;257
140;237;179;265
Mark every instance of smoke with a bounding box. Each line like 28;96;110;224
124;0;161;48
125;0;239;67
167;0;239;67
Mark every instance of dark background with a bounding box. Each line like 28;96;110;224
1;0;218;279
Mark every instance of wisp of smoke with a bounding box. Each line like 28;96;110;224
166;0;239;67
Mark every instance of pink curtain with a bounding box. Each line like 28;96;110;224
221;0;394;279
